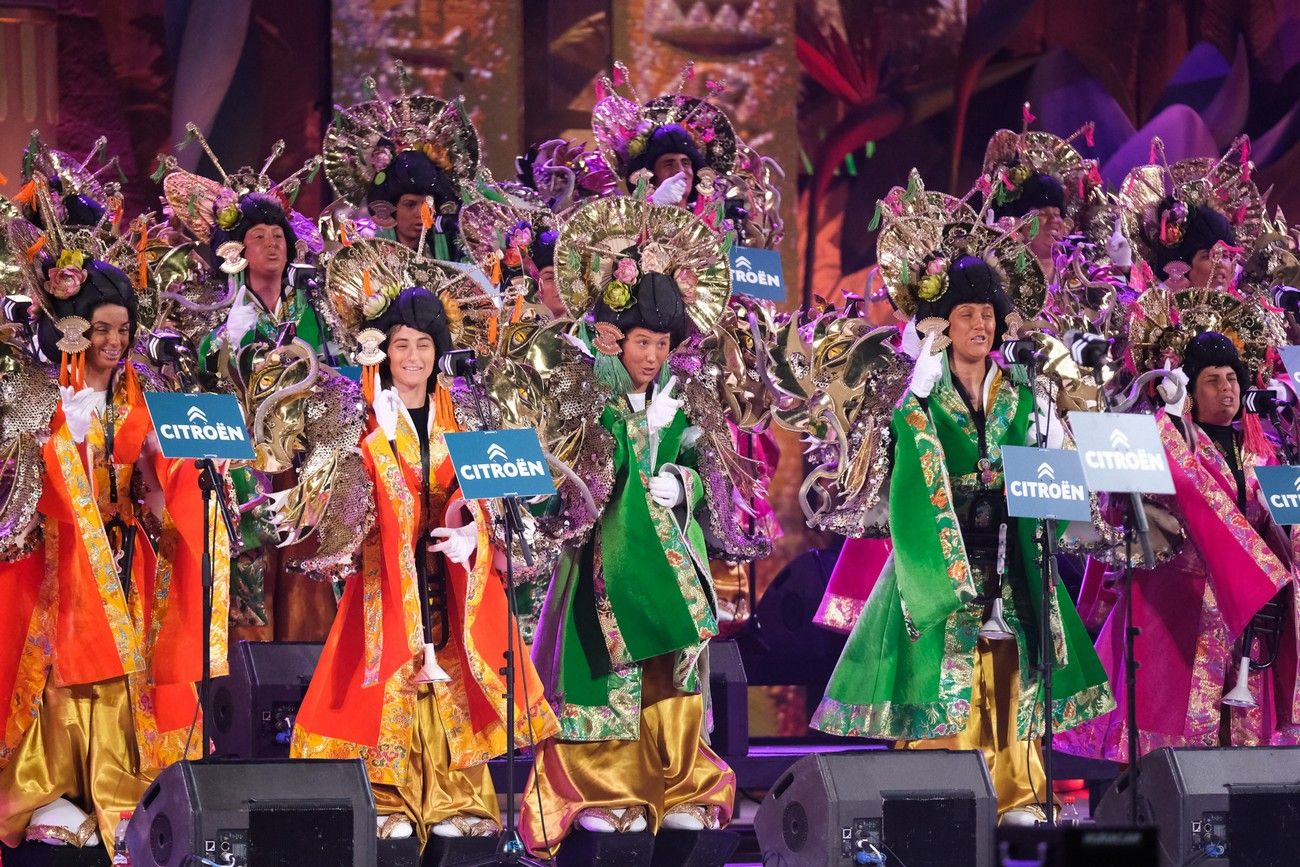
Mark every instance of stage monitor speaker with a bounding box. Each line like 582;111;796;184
1094;746;1300;867
754;748;997;867
210;639;322;758
125;758;376;867
707;639;748;758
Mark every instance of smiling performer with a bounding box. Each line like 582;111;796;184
810;173;1112;824
292;238;557;846
519;196;769;854
0;182;227;854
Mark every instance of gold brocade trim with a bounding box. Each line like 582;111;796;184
1;541;58;763
814;592;867;633
556;661;643;742
361;534;385;686
51;430;143;677
25;817;99;847
592;544;632;666
208;497;231;678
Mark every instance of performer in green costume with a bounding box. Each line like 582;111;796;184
812;181;1113;824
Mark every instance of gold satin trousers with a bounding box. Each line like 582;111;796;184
370;684;499;844
0;678;151;851
519;654;736;856
898;637;1048;815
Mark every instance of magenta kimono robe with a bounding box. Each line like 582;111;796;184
1057;411;1299;761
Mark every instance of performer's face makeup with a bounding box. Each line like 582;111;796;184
1028;206;1067;260
395;194;426;247
652;153;694;205
1192;365;1239;426
946;303;996;365
537;266;565;317
387;325;437;393
87;304;131;377
1189;243;1234;288
621;327;673;393
244;224;286;276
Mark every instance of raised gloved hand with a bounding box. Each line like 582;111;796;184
645;375;682;433
648;470;684;508
372;387;403;441
224;288;259;347
59;385;101;444
1156;367;1189;418
649;171;690;207
908;332;944;399
430;521;477;567
1105;216;1132;268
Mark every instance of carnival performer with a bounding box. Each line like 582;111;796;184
158;132;336;639
810;176;1113;824
1116;136;1257;289
322;65;478;262
519;196;770;854
1057;323;1298;758
979;111;1106;282
292;238;558;845
0;185;228;853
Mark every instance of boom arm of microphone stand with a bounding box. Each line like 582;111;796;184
1092;361;1159;565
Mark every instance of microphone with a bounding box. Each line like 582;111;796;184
437;348;477;378
1000;339;1044;366
1271;284;1300;314
1243;386;1294;415
146;331;188;365
1064;329;1110;368
1;296;31;324
288;263;319;294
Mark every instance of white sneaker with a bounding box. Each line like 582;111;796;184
576;806;648;834
25;798;100;847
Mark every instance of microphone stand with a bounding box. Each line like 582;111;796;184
1019;352;1059;825
171;353;240;759
1089;353;1153;826
456;355;551;867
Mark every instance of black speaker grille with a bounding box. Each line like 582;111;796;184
150;812;173;863
782;801;809;852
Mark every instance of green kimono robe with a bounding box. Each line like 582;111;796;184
813;367;1114;741
539;395;719;742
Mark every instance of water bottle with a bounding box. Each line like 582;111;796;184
112;811;133;865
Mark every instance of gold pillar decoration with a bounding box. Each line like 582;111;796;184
0;2;57;196
331;0;524;182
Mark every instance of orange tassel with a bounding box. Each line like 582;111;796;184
13;180;35;206
434;385;459;432
510;291;524;324
486;315;497;348
135;230;149;289
420;201;434;230
59;351;70;387
25;235;46;261
362;363;376;405
339;220;351;247
490;255;502;286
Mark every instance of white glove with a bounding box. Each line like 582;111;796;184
430;522;477;567
648;471;684;508
1105;216;1132;268
649;170;690;207
59;385;101;444
909;332;944;399
373;387;403;441
1157;367;1189;418
645;375;682;434
224;289;259;347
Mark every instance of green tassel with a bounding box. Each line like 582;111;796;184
595;351;634;394
305;163;321;186
1026;214;1040;239
21;131;38;178
900;262;910;285
591;254;602;277
362;76;378;100
868;201;883;231
149;158;167;183
720;232;734;257
1016;250;1028;272
905;171;919;198
176;127;194;151
633;175;649;201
